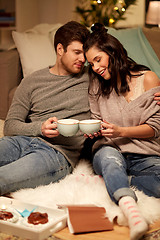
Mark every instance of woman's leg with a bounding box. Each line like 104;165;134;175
119;196;148;240
93;146;148;240
93;146;136;203
0;136;72;195
127;154;160;198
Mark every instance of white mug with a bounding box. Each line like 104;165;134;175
79;119;101;135
57;119;79;137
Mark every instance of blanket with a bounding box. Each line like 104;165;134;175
11;160;160;227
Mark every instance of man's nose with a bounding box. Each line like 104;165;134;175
79;54;85;63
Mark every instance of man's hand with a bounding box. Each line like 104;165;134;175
154;92;160;105
41;117;59;138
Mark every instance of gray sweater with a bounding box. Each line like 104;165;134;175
89;84;160;156
4;67;90;167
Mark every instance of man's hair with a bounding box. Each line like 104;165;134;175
54;21;89;52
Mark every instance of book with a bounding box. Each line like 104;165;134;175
66;205;113;234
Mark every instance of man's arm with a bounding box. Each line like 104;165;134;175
4;78;60;138
4;79;43;137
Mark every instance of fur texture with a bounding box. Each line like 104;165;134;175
11;160;160;226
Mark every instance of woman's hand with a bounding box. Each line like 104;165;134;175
84;131;101;139
101;120;121;138
41;117;59;138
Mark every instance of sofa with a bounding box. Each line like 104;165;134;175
0;25;160;120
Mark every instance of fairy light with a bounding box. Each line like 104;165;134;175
90;0;102;4
109;18;115;24
90;0;98;4
122;7;126;12
114;6;119;11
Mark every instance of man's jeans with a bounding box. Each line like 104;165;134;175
93;146;160;204
0;136;72;195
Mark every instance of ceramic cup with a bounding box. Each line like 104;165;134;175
79;119;101;135
57;119;79;137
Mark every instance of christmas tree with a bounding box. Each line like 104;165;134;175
75;0;137;27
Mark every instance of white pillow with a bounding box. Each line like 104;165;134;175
12;23;62;77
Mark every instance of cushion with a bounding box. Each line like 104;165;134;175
12;23;62;77
107;27;160;78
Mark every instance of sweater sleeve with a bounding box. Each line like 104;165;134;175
89;94;102;121
4;78;43;137
88;79;103;121
138;87;160;138
145;111;160;138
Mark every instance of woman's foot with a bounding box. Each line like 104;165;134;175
119;196;148;240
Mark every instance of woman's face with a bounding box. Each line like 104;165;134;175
85;46;111;80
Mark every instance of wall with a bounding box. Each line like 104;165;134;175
16;0;77;32
38;0;77;24
16;0;39;31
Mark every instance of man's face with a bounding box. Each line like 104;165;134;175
60;41;86;75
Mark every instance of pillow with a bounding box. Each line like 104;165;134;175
12;23;62;77
107;27;160;78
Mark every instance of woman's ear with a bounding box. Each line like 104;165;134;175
57;43;64;56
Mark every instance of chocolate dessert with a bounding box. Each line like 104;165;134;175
28;212;48;225
0;210;13;221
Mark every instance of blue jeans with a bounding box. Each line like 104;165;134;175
93;146;160;204
0;136;72;195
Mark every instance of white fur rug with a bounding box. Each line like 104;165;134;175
11;160;160;227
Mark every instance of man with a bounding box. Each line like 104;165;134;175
0;21;90;195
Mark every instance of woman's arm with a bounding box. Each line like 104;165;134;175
101;121;155;139
143;71;160;91
144;71;160;106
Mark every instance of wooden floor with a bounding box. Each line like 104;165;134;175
54;219;160;240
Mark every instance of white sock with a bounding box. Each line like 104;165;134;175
119;196;148;240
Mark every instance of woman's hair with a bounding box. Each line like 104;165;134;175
54;21;89;53
83;23;150;97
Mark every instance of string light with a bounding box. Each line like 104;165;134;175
114;6;119;11
90;0;102;4
109;18;115;24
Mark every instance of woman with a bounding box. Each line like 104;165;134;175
83;23;160;240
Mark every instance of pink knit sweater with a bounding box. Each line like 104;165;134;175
89;79;160;156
